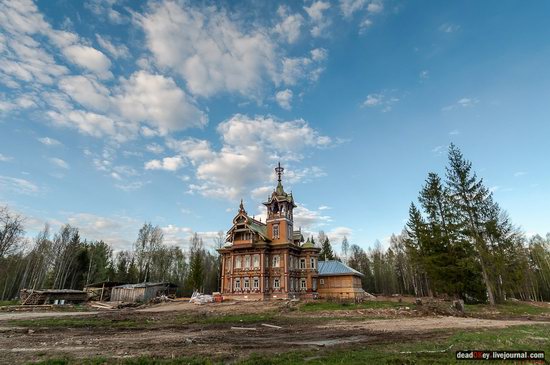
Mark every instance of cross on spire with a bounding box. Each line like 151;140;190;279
275;162;284;183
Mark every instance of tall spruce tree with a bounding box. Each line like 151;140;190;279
188;233;204;291
319;236;335;261
446;143;498;305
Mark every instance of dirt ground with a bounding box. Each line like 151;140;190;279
0;300;548;364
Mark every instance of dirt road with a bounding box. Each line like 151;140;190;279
1;301;548;364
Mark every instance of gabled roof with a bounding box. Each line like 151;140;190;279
318;260;364;277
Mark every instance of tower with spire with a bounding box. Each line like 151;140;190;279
217;163;320;300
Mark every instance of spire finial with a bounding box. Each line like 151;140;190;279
275;162;284;183
239;198;246;214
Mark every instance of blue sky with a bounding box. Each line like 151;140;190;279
1;0;549;252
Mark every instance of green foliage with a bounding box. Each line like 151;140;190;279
319;236;335;261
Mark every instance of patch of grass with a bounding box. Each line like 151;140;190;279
299;300;406;312
465;301;550;317
174;312;276;325
11;317;140;329
28;356;216;365
0;299;19;306
238;324;550;365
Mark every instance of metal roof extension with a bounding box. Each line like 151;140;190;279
318;260;364;277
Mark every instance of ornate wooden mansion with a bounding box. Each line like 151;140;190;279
217;164;366;300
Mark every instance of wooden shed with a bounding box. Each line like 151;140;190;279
84;281;125;301
20;289;88;305
110;282;177;302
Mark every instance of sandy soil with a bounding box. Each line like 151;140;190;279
0;301;548;364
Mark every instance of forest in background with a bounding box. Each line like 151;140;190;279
0;145;549;303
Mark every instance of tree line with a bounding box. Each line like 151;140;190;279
343;145;550;304
0;213;221;300
1;144;548;303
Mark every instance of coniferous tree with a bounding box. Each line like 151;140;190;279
319;236;335;261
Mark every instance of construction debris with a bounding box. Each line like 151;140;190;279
261;323;282;329
231;326;257;331
189;291;213;305
20;289;87;305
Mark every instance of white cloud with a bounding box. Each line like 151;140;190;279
95;34;130;59
340;0;367;18
146;143;164;154
275;89;293;110
62;45;113;79
0;153;12;162
281;48;328;85
304;1;331;37
362;92;399;111
164;114;333;201
0;175;39;195
85;0;127;24
49;157;69;169
138;1;278;98
145;156;185;171
38;137;61;146
367;2;383;13
449;129;460;136
58;75;111;112
116;71;207;135
360;18;373;32
327;226;354;245
274;6;304;43
439;23;460;33
442;97;479;111
432;145;447;155
362;93;383;107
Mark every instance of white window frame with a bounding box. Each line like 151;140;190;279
272;255;280;268
320;278;325;285
300;258;306;269
253;254;260;268
253;277;259;289
300;278;307;290
235;256;242;269
244;255;251;269
244;277;250;289
274;277;280;289
310;257;316;269
235;279;241;290
273;224;279;238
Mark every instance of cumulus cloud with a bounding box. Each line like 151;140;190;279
340;0;367;18
116;71;207;135
439;23;461;33
62;45;113;79
144;156;185;171
161;114;332;200
58;75;112;112
96;34;130;59
274;6;304;43
304;1;331;37
138;1;277;98
275;89;293;110
146;143;164;154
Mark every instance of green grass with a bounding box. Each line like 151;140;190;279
0;299;19;306
299;300;407;312
27;325;550;365
465;302;550;317
11;317;141;329
238;324;550;365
